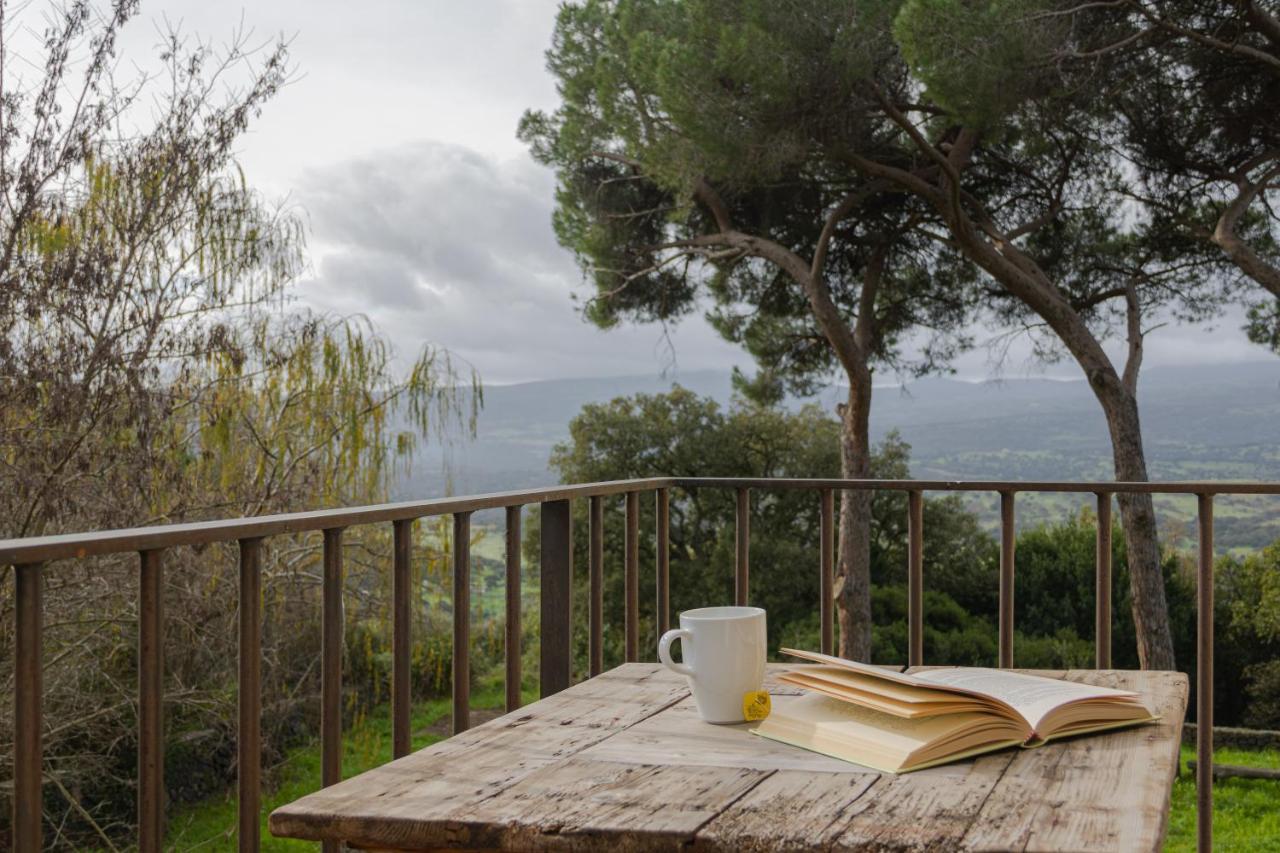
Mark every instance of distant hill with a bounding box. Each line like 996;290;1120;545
398;361;1280;550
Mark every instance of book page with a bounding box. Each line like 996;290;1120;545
758;693;991;754
780;648;939;689
755;693;1025;772
779;669;994;718
784;666;975;704
914;668;1138;731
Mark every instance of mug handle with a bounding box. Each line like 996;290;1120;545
658;628;694;678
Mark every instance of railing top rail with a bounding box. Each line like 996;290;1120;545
674;477;1280;495
2;476;1276;565
0;478;676;564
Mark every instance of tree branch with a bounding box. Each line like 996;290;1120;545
869;83;965;218
1212;162;1280;299
693;176;734;232
1121;281;1143;395
1134;2;1280;77
1072;287;1129;312
854;243;887;356
1246;0;1280;47
811;180;893;282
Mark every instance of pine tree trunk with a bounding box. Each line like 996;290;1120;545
836;372;873;661
1088;373;1177;670
846;124;1182;670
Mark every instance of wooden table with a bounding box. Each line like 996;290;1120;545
269;664;1187;852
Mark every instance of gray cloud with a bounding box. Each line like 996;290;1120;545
312;251;437;310
294;140;746;383
112;1;1269;388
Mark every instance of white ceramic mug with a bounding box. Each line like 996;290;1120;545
658;606;766;723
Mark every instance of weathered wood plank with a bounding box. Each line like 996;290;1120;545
581;697;858;773
828;754;1017;851
268;664;687;848
956;669;1188;853
270;665;1187;853
692;770;879;852
466;758;768;850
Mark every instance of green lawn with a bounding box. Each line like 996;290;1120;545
170;708;1278;851
1165;745;1280;851
165;680;524;851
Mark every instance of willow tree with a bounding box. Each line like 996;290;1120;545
521;0;972;659
0;4;473;840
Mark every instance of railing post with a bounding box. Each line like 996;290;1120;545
999;491;1016;668
237;538;262;853
453;512;472;733
540;499;573;696
820;489;835;656
1095;492;1113;670
589;495;604;677
907;490;924;668
1197;493;1214;853
735;487;750;606
392;520;413;758
138;549;165;853
321;527;344;818
656;488;670;636
505;506;523;712
624;491;639;662
14;562;43;852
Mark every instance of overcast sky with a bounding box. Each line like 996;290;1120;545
102;0;1270;385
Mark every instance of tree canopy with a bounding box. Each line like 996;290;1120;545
522;0;984;659
894;0;1280;349
519;0;1280;667
520;0;974;393
540;386;1003;663
0;5;477;841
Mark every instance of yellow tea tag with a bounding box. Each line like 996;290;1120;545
742;690;771;721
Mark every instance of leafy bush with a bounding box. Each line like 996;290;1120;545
1243;661;1280;730
543;387;1279;732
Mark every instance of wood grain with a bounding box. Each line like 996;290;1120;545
467;758;767;850
269;664;1188;853
693;770;879;851
580;697;858;773
956;669;1187;853
831;754;1015;851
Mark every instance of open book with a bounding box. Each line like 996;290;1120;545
753;649;1158;773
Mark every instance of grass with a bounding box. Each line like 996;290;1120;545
170;702;1278;851
1164;745;1280;851
417;523;539;621
165;679;524;851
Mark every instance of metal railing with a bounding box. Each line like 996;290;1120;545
5;476;1279;852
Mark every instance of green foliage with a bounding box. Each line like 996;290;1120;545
903;0;1280;349
167;681;531;851
1226;541;1280;643
540;387;1007;666
525;0;897;184
1243;661;1280;730
1014;512;1139;664
522;0;974;399
1247;299;1280;352
872;585;999;666
1219;542;1280;728
0;6;480;844
543;387;1278;730
894;0;1065;129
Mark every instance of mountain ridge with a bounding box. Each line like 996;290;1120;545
399;361;1280;548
